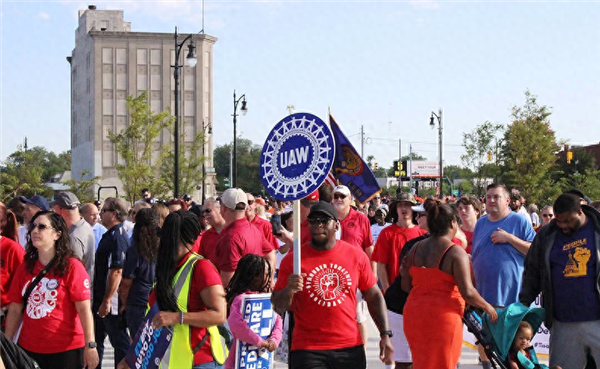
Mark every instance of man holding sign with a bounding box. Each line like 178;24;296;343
272;201;394;368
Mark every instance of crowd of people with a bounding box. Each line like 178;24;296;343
0;183;599;369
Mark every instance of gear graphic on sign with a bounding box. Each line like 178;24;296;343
260;113;334;201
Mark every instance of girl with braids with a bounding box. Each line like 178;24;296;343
4;211;98;369
224;254;283;369
120;208;159;336
1;202;25;317
136;210;226;369
400;201;497;369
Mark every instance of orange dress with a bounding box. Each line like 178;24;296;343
403;245;466;369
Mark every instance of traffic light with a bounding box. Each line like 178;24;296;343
487;151;492;162
374;162;378;170
567;151;573;164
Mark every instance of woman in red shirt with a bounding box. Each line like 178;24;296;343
4;211;98;369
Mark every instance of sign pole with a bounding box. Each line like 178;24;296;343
293;200;302;275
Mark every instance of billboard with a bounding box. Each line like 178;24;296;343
409;161;440;178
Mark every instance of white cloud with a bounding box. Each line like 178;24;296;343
410;0;440;10
37;12;51;20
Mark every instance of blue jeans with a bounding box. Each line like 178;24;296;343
94;314;130;369
192;361;223;369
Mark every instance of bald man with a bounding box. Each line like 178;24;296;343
81;203;107;251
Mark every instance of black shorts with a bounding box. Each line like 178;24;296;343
290;345;366;369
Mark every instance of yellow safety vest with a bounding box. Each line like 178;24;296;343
156;253;228;368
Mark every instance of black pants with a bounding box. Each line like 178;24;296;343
94;314;130;369
290;345;366;369
23;347;83;369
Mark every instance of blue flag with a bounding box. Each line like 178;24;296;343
329;114;381;204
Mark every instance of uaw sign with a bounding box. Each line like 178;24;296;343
260;113;335;201
235;293;276;369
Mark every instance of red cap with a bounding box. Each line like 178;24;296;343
305;189;319;201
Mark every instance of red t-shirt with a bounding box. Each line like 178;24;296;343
191;233;203;254
274;240;377;351
372;225;427;284
148;254;222;366
1;236;25;306
339;208;374;250
249;216;280;250
463;230;474;254
8;258;90;353
198;228;220;265
215;218;273;272
300;219;311;246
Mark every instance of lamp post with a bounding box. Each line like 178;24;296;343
429;108;443;196
201;121;212;203
172;26;197;199
232;90;248;188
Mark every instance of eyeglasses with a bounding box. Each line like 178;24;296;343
247;200;255;205
333;194;347;200
203;208;212;214
100;208;114;214
29;223;53;232
542;214;554;218
307;217;333;226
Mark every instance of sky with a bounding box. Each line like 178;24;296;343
2;0;600;170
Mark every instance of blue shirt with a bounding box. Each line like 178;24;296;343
93;223;130;312
551;219;600;322
472;212;536;306
92;223;107;251
123;243;156;308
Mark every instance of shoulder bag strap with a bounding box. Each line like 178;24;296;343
22;258;57;311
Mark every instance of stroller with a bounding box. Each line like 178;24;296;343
463;302;549;369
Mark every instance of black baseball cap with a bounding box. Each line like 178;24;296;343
565;189;592;204
308;201;338;221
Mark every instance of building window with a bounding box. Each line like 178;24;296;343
137;49;148;65
102;48;113;64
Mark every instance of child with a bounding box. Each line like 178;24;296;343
509;321;562;369
224;254;283;369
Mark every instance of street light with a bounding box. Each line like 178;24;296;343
201;121;212;202
430;108;443;196
232;90;248;188
172;26;197;199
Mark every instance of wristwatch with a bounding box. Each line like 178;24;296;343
87;342;97;349
380;330;393;338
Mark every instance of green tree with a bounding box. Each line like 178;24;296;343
500;90;559;204
1;144;53;201
214;139;263;194
61;170;101;204
108;91;174;205
157;128;207;198
461;121;504;194
546;147;600;203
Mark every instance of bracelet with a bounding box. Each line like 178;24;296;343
180;312;184;325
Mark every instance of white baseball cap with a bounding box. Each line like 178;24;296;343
221;188;248;210
333;185;351;197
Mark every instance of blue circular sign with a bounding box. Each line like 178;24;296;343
260;113;335;201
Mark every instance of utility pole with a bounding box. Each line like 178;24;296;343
409;144;413;190
360;125;364;158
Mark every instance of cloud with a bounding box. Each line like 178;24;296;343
37;12;51;20
410;0;440;10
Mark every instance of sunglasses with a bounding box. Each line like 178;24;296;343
333;194;347;200
307;217;333;226
100;208;114;214
203;208;212;214
29;223;54;232
542;214;554;218
248;200;255;205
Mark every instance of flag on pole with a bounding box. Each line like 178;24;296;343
324;172;337;187
329;114;381;204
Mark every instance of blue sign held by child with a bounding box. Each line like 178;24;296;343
235;293;275;369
